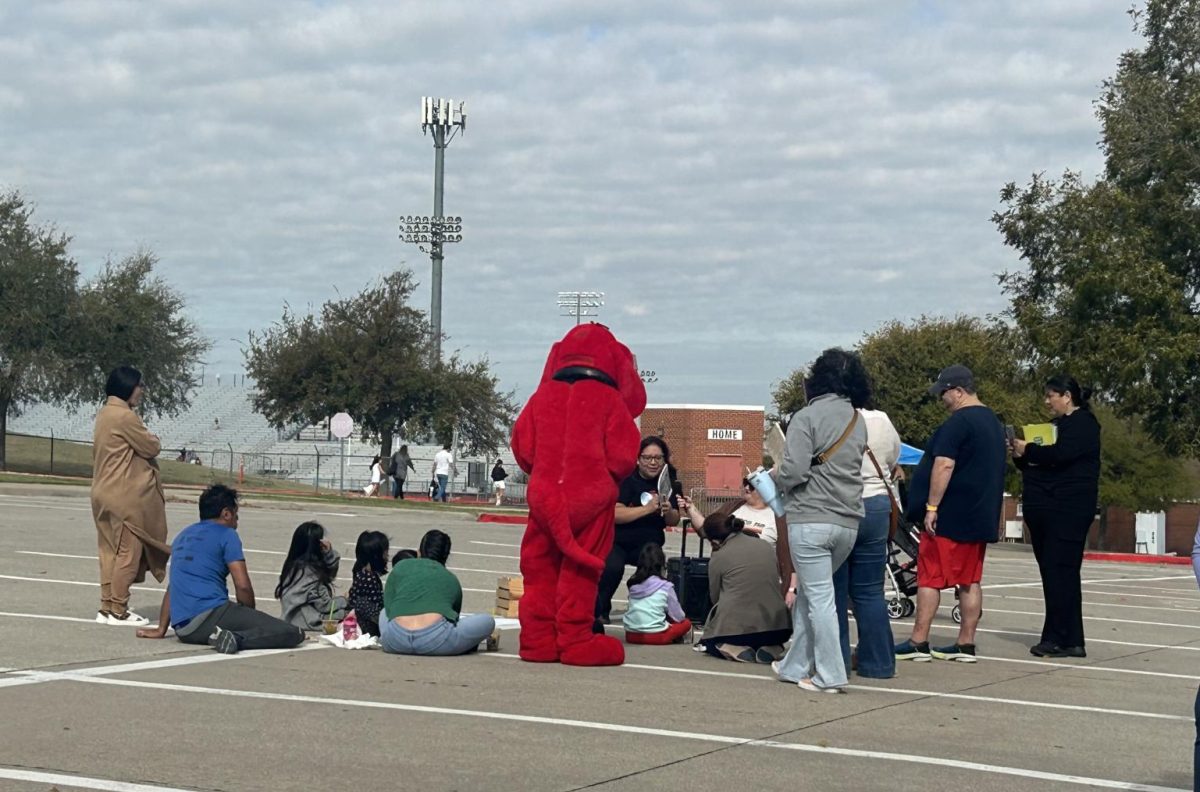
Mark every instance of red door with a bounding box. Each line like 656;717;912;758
705;454;744;492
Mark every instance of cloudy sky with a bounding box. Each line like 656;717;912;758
1;1;1139;408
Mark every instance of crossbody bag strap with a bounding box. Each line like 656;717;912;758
813;409;859;465
865;448;901;512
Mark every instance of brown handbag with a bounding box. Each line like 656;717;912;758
865;447;900;539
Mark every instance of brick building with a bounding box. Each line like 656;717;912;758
639;404;765;494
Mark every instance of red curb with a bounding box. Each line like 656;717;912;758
477;513;527;525
1083;551;1192;566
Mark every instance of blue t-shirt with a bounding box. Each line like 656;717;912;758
169;520;244;628
913;405;1007;543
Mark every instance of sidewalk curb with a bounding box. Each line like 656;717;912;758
1083;551;1191;566
477;513;527;525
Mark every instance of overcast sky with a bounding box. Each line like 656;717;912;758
0;1;1139;408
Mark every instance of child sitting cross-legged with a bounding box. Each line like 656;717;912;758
622;543;692;645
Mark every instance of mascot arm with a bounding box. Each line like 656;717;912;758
605;403;642;483
511;398;537;474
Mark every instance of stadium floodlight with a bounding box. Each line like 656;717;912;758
557;291;605;325
403;96;468;363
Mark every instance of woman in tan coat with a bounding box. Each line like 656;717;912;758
91;366;170;626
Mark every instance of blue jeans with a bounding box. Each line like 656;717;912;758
436;474;449;502
380;610;496;656
776;522;857;689
834;495;895;679
391;478;405;498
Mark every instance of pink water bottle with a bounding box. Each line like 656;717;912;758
342;611;359;641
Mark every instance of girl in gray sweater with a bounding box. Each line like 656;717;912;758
275;521;347;630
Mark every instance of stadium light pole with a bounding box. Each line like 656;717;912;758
557;291;604;325
401;96;466;363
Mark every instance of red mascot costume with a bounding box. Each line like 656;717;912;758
510;324;645;666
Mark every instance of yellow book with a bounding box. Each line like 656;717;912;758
1021;423;1057;446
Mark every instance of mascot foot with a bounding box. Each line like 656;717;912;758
561;634;625;667
519;645;560;663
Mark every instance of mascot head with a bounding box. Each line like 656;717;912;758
539;323;646;418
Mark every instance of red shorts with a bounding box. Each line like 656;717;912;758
917;534;986;590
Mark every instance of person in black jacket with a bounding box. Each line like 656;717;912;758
1011;375;1101;659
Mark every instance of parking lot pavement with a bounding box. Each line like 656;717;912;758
0;489;1195;791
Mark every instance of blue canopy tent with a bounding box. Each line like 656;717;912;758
898;443;924;466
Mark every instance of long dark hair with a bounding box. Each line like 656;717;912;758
627;543;667;588
639;436;679;482
275;521;334;598
353;530;389;575
803;348;872;409
700;499;747;545
418;529;451;565
1045;374;1092;411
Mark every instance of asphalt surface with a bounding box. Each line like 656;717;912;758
0;484;1195;791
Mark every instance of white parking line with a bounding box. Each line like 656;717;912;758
480;653;1189;722
472;541;521;548
0;768;192;792
54;674;1187;791
939;606;1200;631
997;594;1200;614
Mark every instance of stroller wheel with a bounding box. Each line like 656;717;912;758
951;604;962;624
887;599;905;620
901;598;915;618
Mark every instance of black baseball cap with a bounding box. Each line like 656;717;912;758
929;364;975;396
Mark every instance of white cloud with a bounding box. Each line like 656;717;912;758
0;1;1139;407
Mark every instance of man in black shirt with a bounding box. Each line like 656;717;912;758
896;365;1006;664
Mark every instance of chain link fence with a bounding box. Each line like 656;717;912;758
3;431;527;504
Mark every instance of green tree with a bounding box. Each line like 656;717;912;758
856;316;1040;446
1094;404;1198;548
993;0;1200;455
67;251;210;415
0;191;211;469
0;190;78;469
245;270;516;457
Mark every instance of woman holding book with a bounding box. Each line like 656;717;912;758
1011;375;1101;659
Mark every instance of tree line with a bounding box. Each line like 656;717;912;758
772;0;1200;529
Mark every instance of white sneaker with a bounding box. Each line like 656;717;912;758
95;611;110;624
106;611;150;626
797;678;845;694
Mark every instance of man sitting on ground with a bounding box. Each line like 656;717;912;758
137;484;305;654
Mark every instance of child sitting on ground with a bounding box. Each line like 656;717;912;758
275;521;346;630
392;548;417;567
622;543;692;645
347;531;389;636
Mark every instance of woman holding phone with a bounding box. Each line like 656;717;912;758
595;436;680;626
1011;375;1101;658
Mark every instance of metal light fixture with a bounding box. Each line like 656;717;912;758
401;97;468;363
557;291;605;325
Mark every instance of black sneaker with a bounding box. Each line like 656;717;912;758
1063;646;1087;658
930;643;977;663
1030;642;1064;657
894;639;931;662
207;627;241;654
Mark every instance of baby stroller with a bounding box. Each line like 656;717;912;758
886;519;920;619
886;519;972;624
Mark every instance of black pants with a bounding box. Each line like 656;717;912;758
596;539;661;619
1025;507;1092;649
1194;684;1199;792
179;603;305;651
